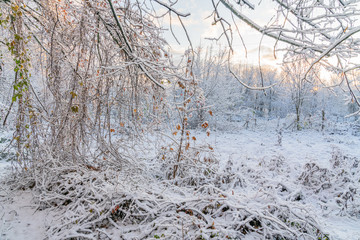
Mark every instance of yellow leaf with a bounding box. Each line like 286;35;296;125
70;91;77;98
12;5;19;12
71;106;79;113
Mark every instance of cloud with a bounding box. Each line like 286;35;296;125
248;46;273;54
161;13;201;28
200;24;223;40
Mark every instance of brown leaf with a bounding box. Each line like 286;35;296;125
201;122;209;128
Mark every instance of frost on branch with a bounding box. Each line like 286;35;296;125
0;0;358;239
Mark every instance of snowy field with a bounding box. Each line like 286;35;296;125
1;126;360;239
211;129;360;239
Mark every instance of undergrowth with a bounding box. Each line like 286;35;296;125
3;145;354;239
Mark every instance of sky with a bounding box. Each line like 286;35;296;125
155;0;284;68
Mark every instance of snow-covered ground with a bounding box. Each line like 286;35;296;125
0;190;48;240
1;127;360;239
207;129;360;239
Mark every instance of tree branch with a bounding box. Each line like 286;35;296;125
219;0;323;53
153;0;190;17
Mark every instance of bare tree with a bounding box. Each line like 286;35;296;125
282;55;318;130
211;0;360;112
0;0;183;166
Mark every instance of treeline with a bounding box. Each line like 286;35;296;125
187;45;359;130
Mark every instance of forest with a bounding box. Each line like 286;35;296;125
0;0;360;239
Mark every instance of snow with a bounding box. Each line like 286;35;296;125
0;160;11;180
1;127;360;239
210;129;358;169
208;129;360;239
0;191;48;240
321;216;360;240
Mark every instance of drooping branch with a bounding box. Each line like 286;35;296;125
107;0;165;89
218;0;323;53
304;26;360;79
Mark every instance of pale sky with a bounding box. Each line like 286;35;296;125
156;0;283;67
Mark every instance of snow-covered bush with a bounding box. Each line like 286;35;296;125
299;148;360;218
